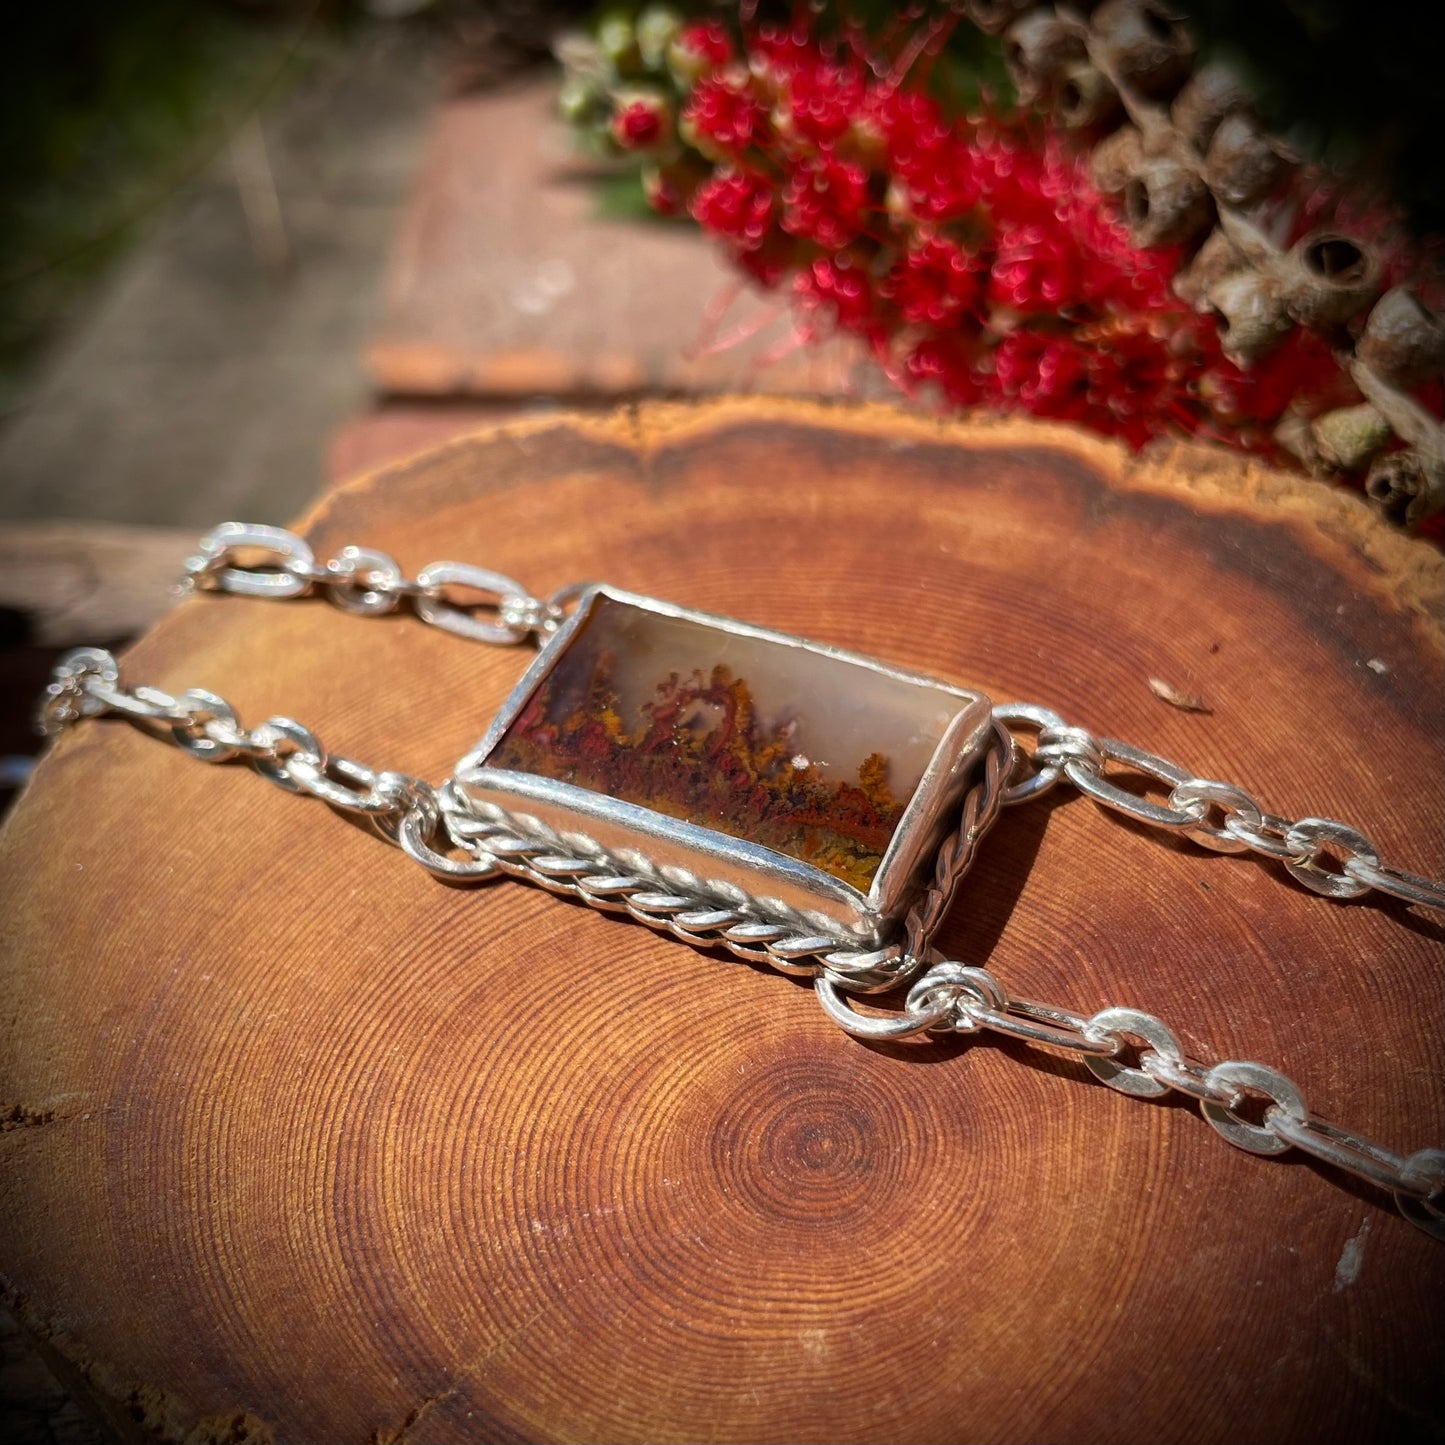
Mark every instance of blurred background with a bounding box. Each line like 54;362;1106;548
0;2;579;815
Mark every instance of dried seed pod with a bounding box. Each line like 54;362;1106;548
1204;112;1291;207
964;0;1035;36
1365;448;1445;528
1356;288;1445;388
1005;11;1087;102
1173;227;1242;310
1274;414;1322;473
1207;269;1293;366
1311;403;1394;473
1277;231;1381;328
1089;124;1141;194
1122;152;1214;247
1054;61;1119;127
1091;0;1194;98
1171;63;1252;153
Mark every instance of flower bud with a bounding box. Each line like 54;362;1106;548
610;92;675;153
1277;231;1380;328
636;5;681;70
1204;112;1290;207
1355;288;1445;388
597;13;641;73
558;74;608;128
1207;269;1293;366
1091;0;1194;98
667;21;734;85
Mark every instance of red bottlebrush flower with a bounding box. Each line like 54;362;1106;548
870;87;950;165
669;21;734;83
691;170;777;251
748;21;814;89
562;5;1403;480
900;334;985;406
794;256;877;337
971;127;1053;223
777;57;868;147
683;75;769;160
781;153;871;250
736;243;791;289
1076;322;1181;449
881;234;985;327
612;97;672;153
886;119;981;225
987;222;1083;312
989;331;1089;419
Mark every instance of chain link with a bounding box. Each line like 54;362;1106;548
994;703;1445;913
181;521;564;646
815;958;1445;1237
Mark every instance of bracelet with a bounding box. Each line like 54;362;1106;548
38;521;1445;1236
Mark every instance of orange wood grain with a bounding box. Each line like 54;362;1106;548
1;399;1441;1444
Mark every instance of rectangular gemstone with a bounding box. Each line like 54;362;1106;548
456;588;992;943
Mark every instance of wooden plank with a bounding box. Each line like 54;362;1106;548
0;523;192;648
365;80;885;401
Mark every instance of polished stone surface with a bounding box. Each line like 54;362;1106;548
482;595;967;891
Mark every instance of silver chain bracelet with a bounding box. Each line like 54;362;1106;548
37;521;1445;1237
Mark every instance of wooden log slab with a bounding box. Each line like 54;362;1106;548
1;398;1441;1444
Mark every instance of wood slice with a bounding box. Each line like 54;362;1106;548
1;399;1441;1445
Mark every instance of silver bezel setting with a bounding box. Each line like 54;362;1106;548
455;586;993;945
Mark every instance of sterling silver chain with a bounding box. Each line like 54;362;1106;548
36;523;1445;1236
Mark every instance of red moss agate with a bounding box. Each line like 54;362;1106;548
483;598;961;892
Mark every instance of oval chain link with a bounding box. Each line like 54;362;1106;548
994;703;1445;913
182;522;565;646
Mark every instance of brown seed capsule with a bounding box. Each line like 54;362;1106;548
1355;288;1445;388
1091;0;1194;98
1171;62;1252;153
1277;231;1381;328
1311;403;1394;474
1204;112;1290;207
1122;152;1214;247
1365;448;1445;528
964;0;1036;36
1207;269;1293;366
1054;61;1120;128
1089;124;1142;195
1274;414;1323;473
1173;227;1243;310
1004;10;1087;102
